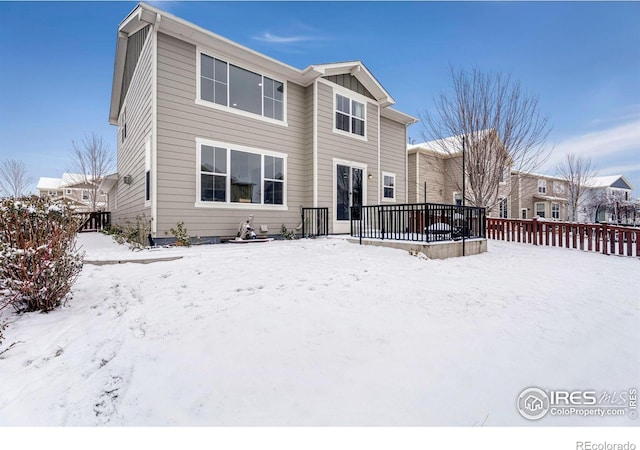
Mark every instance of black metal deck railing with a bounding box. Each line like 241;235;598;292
350;203;486;243
301;207;329;238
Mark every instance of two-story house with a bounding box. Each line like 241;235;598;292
510;171;569;220
36;173;108;212
407;130;512;218
106;3;416;242
578;175;634;223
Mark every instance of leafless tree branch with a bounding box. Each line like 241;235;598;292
555;153;595;221
0;158;33;198
420;67;553;209
69;133;115;212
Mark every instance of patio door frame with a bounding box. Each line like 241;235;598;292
333;158;368;234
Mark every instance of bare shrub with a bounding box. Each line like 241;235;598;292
0;197;84;312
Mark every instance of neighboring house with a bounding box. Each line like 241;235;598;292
407;130;511;218
36;173;108;212
579;175;635;223
106;2;416;241
510;172;569;221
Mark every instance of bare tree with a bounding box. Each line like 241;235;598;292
420;67;552;209
0;158;33;198
555;153;595;222
69;133;115;212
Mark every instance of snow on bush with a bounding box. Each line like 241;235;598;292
0;196;84;312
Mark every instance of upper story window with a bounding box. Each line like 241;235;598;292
198;140;286;207
499;198;508;218
553;181;565;194
120;108;127;143
199;52;284;122
538;179;547;194
82;190;89;201
335;93;365;137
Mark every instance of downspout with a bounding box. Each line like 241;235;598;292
377;104;381;204
313;79;318;208
416;149;420;203
151;13;161;235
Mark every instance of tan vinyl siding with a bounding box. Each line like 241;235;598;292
510;173;568;220
304;84;314;206
315;80;379;229
155;32;308;238
407;153;416;202
413;152;446;204
112;30;153;227
379;116;406;203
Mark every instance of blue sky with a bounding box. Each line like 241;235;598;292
1;1;639;195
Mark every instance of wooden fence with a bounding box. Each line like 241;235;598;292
74;211;111;232
487;217;640;257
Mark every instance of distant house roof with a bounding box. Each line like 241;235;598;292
511;171;566;182
408;129;496;155
36;177;63;191
584;175;633;190
37;173;101;191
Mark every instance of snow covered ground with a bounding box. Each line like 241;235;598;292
0;233;638;426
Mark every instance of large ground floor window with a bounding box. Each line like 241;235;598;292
197;139;286;207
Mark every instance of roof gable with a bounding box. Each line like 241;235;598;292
322;74;375;100
309;61;393;106
585;175;634;190
611;177;632;190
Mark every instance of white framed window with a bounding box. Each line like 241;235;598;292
120;107;127;143
535;202;546;218
334;92;366;139
551;203;560;219
196;139;287;209
198;51;285;123
66;189;72;195
145;139;151;204
382;172;396;201
553;181;565;194
499;197;508;218
453;192;462;206
521;208;527;219
499;166;509;183
82;190;89;201
538;179;547;194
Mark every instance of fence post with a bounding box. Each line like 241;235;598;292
359;206;362;245
532;217;538;245
602;223;608;255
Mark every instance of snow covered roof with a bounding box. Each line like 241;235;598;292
584;175;633;190
533;194;568;202
512;171;566;182
61;173;91;187
36;177;62;191
408;129;494;155
36;173;100;190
